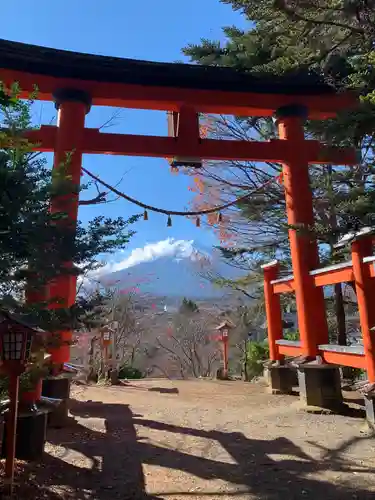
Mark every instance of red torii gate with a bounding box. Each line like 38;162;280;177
0;39;359;411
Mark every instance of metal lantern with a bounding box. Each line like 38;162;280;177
101;327;111;347
221;328;229;339
0;310;42;496
214;319;235;380
0;312;36;364
215;320;235;340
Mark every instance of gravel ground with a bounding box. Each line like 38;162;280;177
1;379;375;499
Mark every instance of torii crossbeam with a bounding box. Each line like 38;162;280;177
0;39;357;378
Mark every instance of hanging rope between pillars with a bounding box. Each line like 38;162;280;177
81;166;283;218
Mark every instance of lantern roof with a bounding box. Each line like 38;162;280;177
0;309;46;334
215;319;236;331
0;38;344;96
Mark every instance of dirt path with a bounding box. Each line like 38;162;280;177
3;379;375;499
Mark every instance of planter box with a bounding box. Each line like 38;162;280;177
42;376;70;400
2;409;48;461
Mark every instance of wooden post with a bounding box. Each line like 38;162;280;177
261;261;283;361
5;373;20;496
222;336;229;378
276;104;328;357
104;344;109;377
351;238;375;382
167;106;202;168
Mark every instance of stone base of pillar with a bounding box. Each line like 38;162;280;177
364;395;375;428
42;376;72;428
298;364;343;411
216;367;230;380
264;365;298;395
110;369;120;385
49;398;73;428
2;409;48;461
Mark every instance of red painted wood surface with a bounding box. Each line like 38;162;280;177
1;68;355;119
47;100;87;364
277;344;302;357
278;114;329;356
20;379;42;403
24;127;357;165
263;264;283;362
320;350;366;370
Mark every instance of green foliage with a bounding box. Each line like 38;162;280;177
183;1;375;249
0;369;45;400
179;297;199;314
283;331;299;341
0;89;140;332
183;1;375;344
343;367;366;382
118;364;144;380
243;340;269;381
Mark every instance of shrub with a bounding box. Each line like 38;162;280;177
244;340;270;381
118;364;144;380
343;367;366;382
284;331;299;341
0;368;45;400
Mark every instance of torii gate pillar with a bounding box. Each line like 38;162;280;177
41;90;91;426
276;105;343;410
276;104;329;358
48;89;91;368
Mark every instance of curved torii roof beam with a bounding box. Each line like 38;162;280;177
0;39;356;118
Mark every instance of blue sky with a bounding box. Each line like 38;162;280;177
2;0;247;264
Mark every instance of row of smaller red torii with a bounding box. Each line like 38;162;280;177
262;230;375;386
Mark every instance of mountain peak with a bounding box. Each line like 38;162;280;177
83;238;242;301
99;238;209;275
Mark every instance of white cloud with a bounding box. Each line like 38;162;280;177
91;238;196;278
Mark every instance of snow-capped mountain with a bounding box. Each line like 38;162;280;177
96;238;244;300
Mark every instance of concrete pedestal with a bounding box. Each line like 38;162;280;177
264;365;298;395
364;395;375;428
110;369;119;385
2;409;48;461
298;364;343;410
42;376;71;428
216;367;230;380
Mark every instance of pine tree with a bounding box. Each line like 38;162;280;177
183;0;375;344
179;297;199;314
0;88;140;331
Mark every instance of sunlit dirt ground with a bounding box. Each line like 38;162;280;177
1;379;375;499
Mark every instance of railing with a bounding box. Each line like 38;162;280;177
271;260;356;293
262;244;375;379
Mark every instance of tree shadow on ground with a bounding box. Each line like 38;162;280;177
0;463;79;499
119;383;179;395
133;417;375;498
147;387;179;394
18;398;375;500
